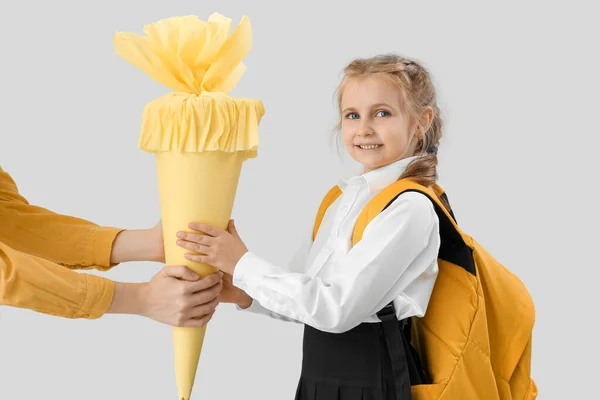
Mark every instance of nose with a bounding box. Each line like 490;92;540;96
357;119;375;137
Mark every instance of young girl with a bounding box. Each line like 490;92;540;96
175;54;443;399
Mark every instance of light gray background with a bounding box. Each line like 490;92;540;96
0;1;598;399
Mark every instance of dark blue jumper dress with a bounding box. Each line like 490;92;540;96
294;302;427;400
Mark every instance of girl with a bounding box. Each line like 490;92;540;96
176;54;443;399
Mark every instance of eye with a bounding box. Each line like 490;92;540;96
345;112;359;120
376;110;391;117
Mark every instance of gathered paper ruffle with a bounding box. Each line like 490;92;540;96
113;13;264;155
139;92;263;156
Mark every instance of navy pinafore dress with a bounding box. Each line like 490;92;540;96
294;302;427;400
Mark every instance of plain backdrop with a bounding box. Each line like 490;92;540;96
0;1;598;399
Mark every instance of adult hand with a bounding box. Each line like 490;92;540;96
108;266;222;328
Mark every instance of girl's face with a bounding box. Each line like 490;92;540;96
340;76;418;173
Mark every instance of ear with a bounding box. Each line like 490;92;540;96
418;107;435;134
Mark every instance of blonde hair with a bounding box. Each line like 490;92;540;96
335;53;443;187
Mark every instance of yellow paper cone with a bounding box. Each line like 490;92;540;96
113;13;264;400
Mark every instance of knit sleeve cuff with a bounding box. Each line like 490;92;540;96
73;274;116;319
91;227;125;270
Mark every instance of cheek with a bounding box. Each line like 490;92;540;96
340;126;355;147
387;141;405;156
380;130;409;154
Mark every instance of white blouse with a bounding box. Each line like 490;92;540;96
233;155;441;334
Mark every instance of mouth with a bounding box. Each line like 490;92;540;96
355;144;383;150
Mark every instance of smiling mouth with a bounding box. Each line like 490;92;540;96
356;144;383;150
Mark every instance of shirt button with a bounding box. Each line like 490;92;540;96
341;205;349;211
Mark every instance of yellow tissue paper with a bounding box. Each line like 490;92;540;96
113;13;264;400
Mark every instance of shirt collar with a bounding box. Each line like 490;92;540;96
338;155;419;193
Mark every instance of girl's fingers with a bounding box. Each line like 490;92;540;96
184;253;211;265
187;222;221;237
177;231;215;245
177;239;210;254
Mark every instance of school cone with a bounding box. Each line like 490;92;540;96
113;13;264;400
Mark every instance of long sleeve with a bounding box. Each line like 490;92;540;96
0;241;114;319
235;232;312;324
0;168;124;270
232;192;440;334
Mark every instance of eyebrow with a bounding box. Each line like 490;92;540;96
342;102;395;114
371;102;394;109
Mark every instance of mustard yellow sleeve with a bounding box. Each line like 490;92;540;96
0;168;124;271
0;241;114;319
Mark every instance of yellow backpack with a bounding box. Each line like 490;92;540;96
312;178;538;400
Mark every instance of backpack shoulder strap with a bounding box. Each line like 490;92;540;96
312;184;342;241
353;179;476;275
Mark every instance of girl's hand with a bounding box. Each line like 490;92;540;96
220;272;253;308
175;219;247;276
108;266;223;327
